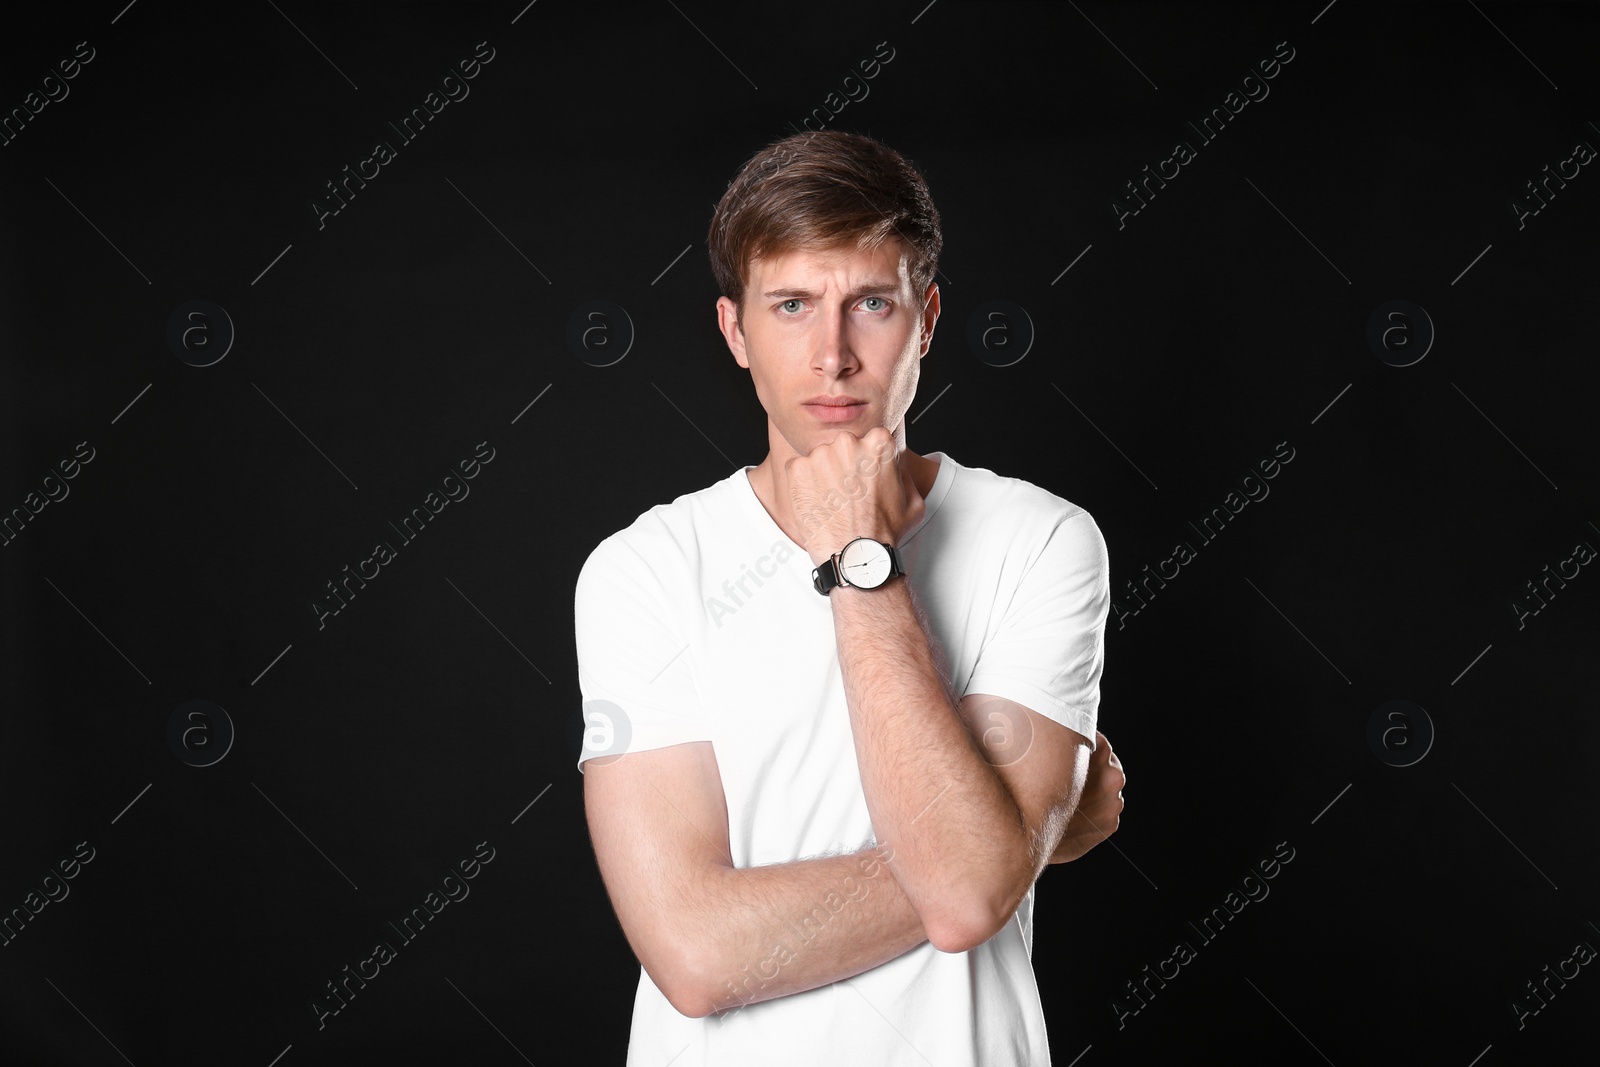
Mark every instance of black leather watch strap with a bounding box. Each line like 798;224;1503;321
813;555;842;596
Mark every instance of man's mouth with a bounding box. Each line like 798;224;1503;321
803;398;867;422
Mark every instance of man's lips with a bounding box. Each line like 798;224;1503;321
804;399;866;422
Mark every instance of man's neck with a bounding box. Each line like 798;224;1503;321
747;447;940;552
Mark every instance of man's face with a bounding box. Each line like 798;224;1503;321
716;238;939;459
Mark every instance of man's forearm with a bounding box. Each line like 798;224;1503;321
687;844;928;1017
831;578;1031;948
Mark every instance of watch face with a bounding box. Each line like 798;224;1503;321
839;538;892;588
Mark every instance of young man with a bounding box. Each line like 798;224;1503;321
575;130;1124;1065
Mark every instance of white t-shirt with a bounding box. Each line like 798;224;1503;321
574;451;1109;1066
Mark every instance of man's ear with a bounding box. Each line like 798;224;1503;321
716;295;749;368
918;281;940;357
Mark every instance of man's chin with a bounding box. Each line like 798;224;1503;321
776;420;881;458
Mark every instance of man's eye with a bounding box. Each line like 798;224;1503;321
780;299;804;314
861;297;888;312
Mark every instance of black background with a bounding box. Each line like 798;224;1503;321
3;1;1597;1064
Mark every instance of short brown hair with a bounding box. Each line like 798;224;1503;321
707;130;942;329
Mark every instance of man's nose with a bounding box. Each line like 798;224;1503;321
813;307;854;373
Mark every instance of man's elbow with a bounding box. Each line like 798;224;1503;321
923;895;1012;954
665;983;718;1020
926;915;999;954
923;870;1033;953
651;945;724;1019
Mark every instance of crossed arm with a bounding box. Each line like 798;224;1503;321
582;572;1123;1019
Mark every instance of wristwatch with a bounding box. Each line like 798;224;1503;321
812;537;905;595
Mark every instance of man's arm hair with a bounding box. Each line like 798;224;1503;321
826;575;1093;952
583;740;928;1019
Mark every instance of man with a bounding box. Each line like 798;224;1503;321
574;129;1125;1065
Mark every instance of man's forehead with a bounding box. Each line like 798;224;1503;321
750;239;911;291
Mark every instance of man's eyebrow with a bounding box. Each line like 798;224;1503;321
761;280;902;300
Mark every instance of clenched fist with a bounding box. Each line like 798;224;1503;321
785;426;926;565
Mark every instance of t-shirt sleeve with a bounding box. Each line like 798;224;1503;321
963;506;1109;747
573;533;706;774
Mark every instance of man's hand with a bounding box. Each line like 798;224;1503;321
786;427;925;565
1048;730;1124;864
